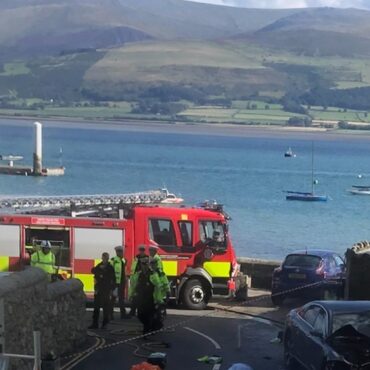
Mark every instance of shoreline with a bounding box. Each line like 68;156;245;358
1;114;370;141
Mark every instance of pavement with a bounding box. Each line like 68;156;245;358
63;289;301;370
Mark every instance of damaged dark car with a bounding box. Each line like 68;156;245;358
284;301;370;369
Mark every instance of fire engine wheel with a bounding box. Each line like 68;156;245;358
182;278;209;310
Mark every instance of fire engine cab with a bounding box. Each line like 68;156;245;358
0;190;238;309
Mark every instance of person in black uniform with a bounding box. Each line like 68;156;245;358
129;245;149;317
131;256;164;335
89;252;116;329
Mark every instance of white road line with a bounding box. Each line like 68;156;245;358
184;326;221;349
184;327;223;370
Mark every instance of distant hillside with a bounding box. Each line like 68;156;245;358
82;40;289;101
0;0;152;58
4;1;370;59
116;0;298;39
3;2;370;110
248;29;370;57
0;0;297;58
258;8;370;37
233;8;370;57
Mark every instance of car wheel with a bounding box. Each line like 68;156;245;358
182;278;209;310
271;293;285;306
284;332;299;370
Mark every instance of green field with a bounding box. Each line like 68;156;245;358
0;62;30;76
1;100;370;127
0;101;182;123
307;106;370;123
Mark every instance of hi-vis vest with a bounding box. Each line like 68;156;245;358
151;254;169;297
31;251;56;274
152;254;163;271
110;256;126;284
129;271;163;305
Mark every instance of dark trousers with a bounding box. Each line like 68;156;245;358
93;291;111;326
137;307;155;334
129;300;137;316
111;282;127;318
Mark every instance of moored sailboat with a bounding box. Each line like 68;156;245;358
285;142;328;202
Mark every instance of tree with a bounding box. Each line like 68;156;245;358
287;116;312;127
338;120;349;129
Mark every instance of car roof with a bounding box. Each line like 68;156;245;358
308;300;370;313
289;250;340;258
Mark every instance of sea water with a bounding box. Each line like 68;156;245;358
1;119;370;260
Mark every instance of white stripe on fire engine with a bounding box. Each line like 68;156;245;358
160;255;191;260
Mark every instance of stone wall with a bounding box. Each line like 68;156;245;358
0;267;87;370
345;241;370;300
237;257;281;290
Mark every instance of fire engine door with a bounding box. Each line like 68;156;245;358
24;227;71;270
148;218;194;277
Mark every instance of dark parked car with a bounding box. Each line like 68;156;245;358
284;300;370;369
271;250;345;306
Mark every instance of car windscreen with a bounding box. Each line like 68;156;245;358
283;254;322;268
332;312;370;336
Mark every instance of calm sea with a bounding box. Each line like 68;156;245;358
1;118;370;260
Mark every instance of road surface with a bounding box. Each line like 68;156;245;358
66;295;288;370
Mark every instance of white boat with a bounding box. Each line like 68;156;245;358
348;186;370;195
284;147;296;158
160;188;184;204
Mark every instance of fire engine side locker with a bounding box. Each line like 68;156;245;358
73;227;124;293
0;225;20;272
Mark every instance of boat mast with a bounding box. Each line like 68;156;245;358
311;141;314;194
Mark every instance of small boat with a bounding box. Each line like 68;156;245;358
348;185;370;195
285;191;328;202
285;142;328;202
160;188;184;204
284;147;296;158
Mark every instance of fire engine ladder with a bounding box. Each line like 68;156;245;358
0;189;169;212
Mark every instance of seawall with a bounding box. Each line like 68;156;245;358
237;257;280;290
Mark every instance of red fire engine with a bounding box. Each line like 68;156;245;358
0;190;238;309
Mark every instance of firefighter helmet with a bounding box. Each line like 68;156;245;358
41;240;51;249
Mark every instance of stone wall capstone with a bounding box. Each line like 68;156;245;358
0;267;87;370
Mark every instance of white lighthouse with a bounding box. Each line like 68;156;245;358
33;121;42;175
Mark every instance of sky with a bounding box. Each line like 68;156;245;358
185;0;370;9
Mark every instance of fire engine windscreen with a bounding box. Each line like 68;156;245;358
199;221;227;251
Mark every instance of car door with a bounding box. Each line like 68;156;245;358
306;307;328;370
324;256;337;279
333;254;345;278
295;305;321;366
329;254;346;297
